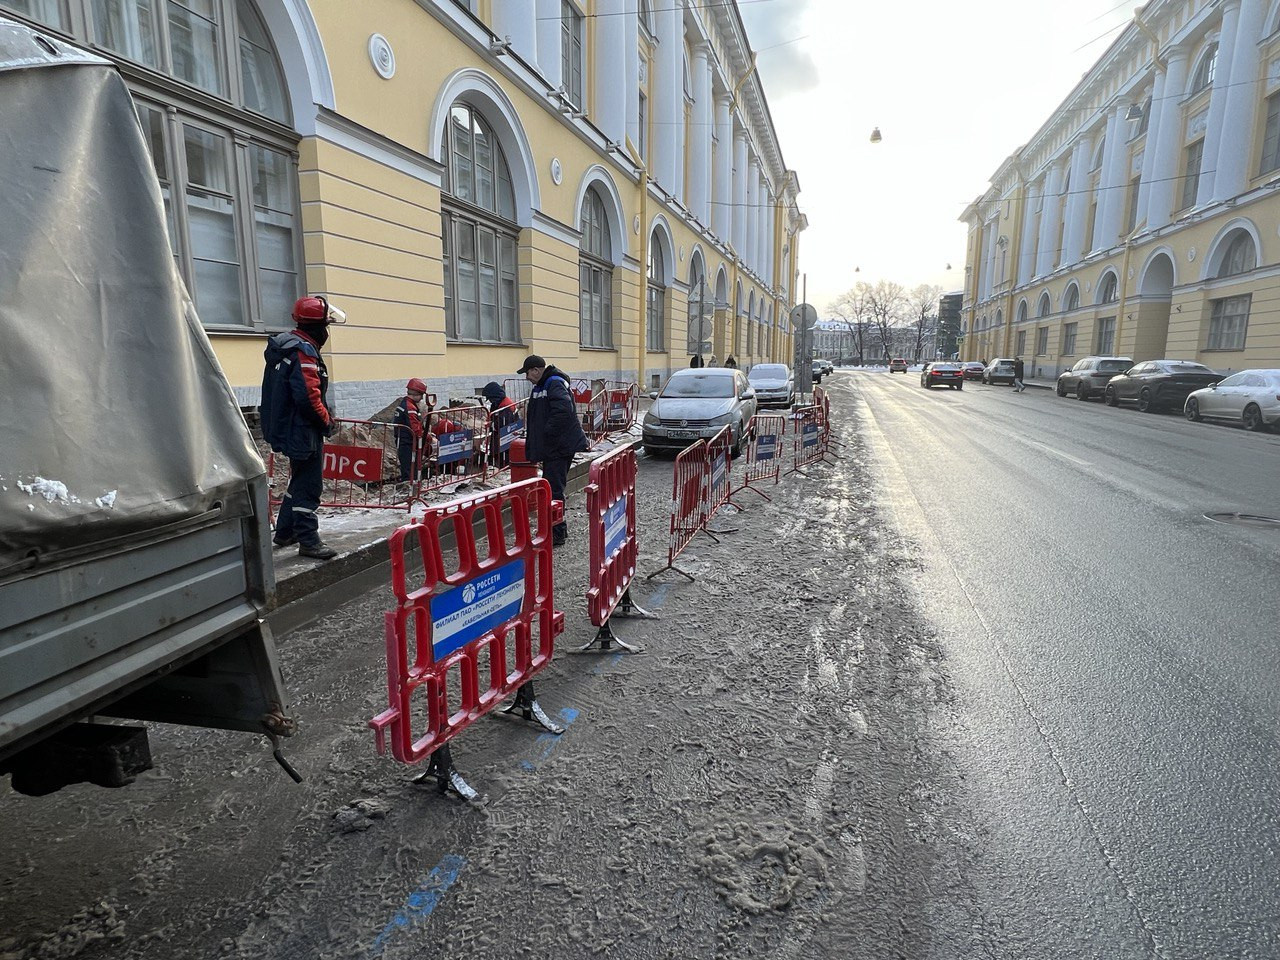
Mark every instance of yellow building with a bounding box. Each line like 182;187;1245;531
961;0;1280;379
1;0;803;415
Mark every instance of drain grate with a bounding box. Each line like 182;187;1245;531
1205;512;1280;529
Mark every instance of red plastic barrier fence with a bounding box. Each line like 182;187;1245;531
705;425;739;518
582;444;648;647
647;440;709;581
735;412;787;500
268;417;417;512
368;477;564;797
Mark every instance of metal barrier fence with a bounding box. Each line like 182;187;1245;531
787;405;825;476
487;398;527;474
582;445;652;652
735;412;787;501
605;382;638;433
705;425;739;519
368;477;565;799
647;440;709;582
268;417;416;512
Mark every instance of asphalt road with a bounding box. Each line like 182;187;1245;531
843;368;1280;958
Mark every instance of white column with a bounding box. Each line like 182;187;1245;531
1036;162;1065;277
593;0;627;145
1094;104;1128;250
689;42;711;225
713;93;733;238
625;0;639;152
981;221;996;301
1137;68;1167;227
732;127;748;254
756;172;769;278
744;157;758;267
1146;48;1189;230
1061;135;1093;266
492;0;537;63
1017;181;1039;285
766;199;776;287
653;2;683;197
535;0;562;91
1197;0;1243;206
1214;0;1267;201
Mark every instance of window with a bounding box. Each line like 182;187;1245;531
1125;175;1141;234
1064;285;1080;312
647;237;666;352
1218;232;1257;278
1015;330;1027;355
1181;139;1204;210
687;259;710;356
1062;322;1078;355
1190;44;1217;95
1016;301;1028;324
1096;317;1116;354
638;92;648;162
1208;295;1250;350
1098;274;1118;304
1136;96;1152;138
579;187;613;348
3;0;298;330
560;0;583;108
1261;93;1280;176
1038;293;1051;318
1035;326;1049;356
441;103;520;344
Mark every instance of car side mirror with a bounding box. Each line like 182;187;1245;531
1210;383;1218;390
648;390;658;400
741;388;755;400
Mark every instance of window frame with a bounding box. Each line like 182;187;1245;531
560;0;583;109
1096;316;1117;355
1207;294;1250;351
1181;137;1205;211
1062;321;1078;356
578;187;614;350
1034;326;1049;356
646;237;666;353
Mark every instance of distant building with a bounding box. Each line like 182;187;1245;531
937;292;962;358
961;0;1280;379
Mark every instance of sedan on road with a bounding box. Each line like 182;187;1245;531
961;361;986;381
1056;356;1134;401
1103;360;1223;413
889;358;908;373
643;368;756;457
1184;369;1280;432
921;362;965;390
747;362;794;408
983;358;1016;385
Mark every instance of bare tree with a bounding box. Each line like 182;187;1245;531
865;280;908;362
827;282;873;364
907;284;943;363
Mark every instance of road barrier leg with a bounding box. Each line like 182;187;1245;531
578;616;643;654
500;680;564;734
646;562;695;582
413;743;479;802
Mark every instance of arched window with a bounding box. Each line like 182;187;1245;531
687;254;710;356
1016;301;1028;324
647;235;666;352
1190;43;1218;95
1064;285;1080;311
1098;273;1118;303
1218;232;1257;278
579;187;612;348
1;0;302;330
441;103;520;343
995;309;1003;328
1038;292;1052;317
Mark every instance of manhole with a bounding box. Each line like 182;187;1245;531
1204;512;1280;529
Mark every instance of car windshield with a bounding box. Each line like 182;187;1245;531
749;365;788;382
661;374;736;399
1158;362;1214;373
1097;359;1131;372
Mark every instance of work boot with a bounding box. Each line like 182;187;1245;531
552;524;568;548
298;541;337;560
272;534;297;548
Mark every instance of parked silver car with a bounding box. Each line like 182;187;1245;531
747;362;794;408
643;368;757;456
1184;369;1280;432
983;358;1016;385
1056;356;1134;401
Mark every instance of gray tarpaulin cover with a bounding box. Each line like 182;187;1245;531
0;18;264;572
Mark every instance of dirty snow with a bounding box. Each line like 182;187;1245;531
15;477;77;504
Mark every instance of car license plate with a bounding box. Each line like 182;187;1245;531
667;429;697;439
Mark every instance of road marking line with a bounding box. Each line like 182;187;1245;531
371;854;466;953
1030;440;1090;466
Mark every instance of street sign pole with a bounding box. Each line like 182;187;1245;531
791;300;818;398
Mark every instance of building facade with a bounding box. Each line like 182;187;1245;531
2;0;804;414
961;0;1280;378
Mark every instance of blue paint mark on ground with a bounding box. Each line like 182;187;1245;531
519;708;579;772
371;854;466;954
590;651;626;676
645;583;671;610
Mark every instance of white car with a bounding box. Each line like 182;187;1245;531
643;368;757;456
1184;369;1280;432
747;363;794;408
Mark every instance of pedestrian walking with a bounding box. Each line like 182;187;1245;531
1013;356;1026;392
689;353;705;368
519;354;588;547
725;354;737;369
261;295;346;560
393;378;428;481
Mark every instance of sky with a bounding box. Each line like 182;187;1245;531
738;0;1149;313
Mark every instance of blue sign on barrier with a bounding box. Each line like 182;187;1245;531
802;423;820;448
711;454;727;490
429;558;526;660
498;421;522;452
755;435;778;461
604;495;628;559
437;429;474;464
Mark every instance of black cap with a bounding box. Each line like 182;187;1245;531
517;354;546;374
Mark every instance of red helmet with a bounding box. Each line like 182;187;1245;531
291;295;346;324
406;378;427;394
